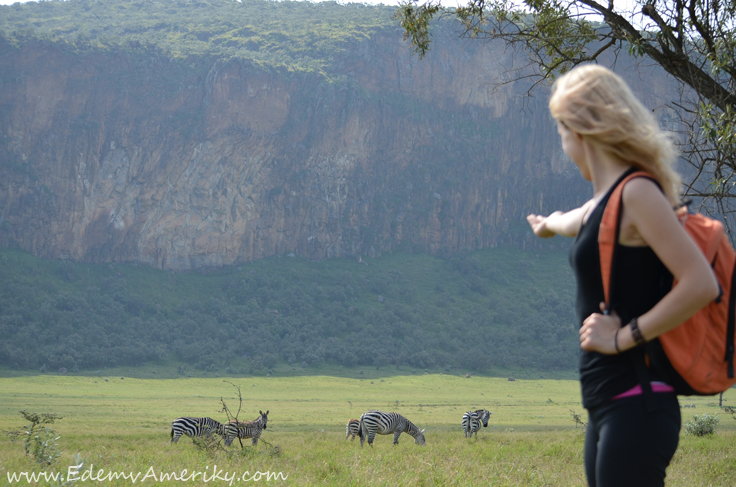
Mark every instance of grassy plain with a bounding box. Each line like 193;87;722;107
0;375;734;486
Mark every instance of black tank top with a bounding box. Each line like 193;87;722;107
570;168;673;409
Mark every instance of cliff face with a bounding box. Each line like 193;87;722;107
0;28;673;270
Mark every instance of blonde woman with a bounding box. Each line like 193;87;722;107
527;65;718;486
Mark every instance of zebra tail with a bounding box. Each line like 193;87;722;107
359;417;368;446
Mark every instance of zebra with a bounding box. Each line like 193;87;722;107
359;410;425;447
462;409;491;438
224;410;269;447
345;418;361;440
170;417;225;444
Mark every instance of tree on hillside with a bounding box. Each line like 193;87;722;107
396;0;736;229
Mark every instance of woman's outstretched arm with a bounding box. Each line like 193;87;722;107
527;203;590;238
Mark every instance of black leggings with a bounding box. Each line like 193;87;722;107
584;393;681;487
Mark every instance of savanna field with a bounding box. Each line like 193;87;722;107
0;373;735;486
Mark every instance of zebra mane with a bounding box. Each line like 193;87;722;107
230;414;263;427
471;409;490;420
404;418;422;438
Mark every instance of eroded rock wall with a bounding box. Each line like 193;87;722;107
0;29;673;270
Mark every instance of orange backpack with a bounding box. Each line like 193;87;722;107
599;170;736;396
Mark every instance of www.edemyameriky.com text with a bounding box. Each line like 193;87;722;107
7;464;288;484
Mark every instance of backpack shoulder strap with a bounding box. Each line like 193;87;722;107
598;169;659;411
598;170;656;309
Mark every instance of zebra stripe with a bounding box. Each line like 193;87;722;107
224;410;269;447
359;410;425;447
345;418;361;440
462;409;491;438
170;417;224;444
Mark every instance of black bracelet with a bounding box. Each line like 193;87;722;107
630;317;646;347
614;328;621;354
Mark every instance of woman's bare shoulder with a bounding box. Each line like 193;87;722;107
621;177;671;211
618;177;675;246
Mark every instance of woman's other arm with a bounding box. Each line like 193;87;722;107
579;178;720;354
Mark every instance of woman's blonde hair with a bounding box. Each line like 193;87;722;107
549;64;681;205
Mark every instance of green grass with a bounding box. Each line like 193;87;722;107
1;376;735;485
0;362;580;382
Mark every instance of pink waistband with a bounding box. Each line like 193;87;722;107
612;382;675;400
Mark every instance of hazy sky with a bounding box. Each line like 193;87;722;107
0;0;418;5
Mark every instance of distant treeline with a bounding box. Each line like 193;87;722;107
0;245;577;374
0;0;397;73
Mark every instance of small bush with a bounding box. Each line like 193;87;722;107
6;411;64;465
684;413;719;437
26;427;62;465
192;430;228;458
569;409;587;429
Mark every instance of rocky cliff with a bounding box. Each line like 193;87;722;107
0;19;675;270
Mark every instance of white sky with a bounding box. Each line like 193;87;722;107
0;0;412;6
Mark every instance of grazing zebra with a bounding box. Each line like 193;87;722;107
345;418;361;440
359;410;425;447
224;410;269;447
170;417;225;444
462;409;491;438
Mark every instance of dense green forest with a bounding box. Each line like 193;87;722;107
0;245;578;375
0;0;399;73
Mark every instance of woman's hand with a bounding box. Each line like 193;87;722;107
580;303;621;354
527;213;559;238
527;205;588;239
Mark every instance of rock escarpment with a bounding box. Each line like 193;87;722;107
0;26;672;270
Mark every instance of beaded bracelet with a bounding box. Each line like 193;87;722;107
630;317;646;347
